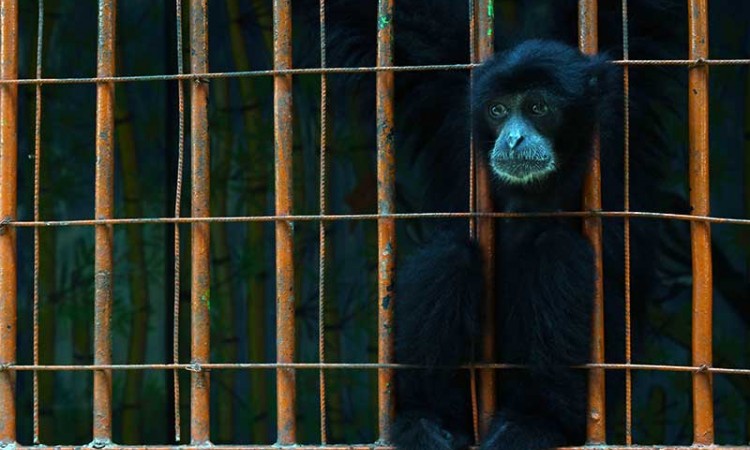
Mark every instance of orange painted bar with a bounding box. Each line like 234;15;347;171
273;0;297;444
0;0;17;444
376;0;396;442
93;0;116;444
578;0;606;444
189;0;211;444
474;0;496;438
687;0;714;445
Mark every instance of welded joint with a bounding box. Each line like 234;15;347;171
186;363;204;372
0;363;10;371
194;77;209;85
696;364;710;373
688;57;707;68
0;217;10;235
88;439;113;449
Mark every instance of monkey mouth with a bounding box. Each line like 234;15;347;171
490;157;556;184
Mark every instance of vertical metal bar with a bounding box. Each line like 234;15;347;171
273;0;296;444
0;0;17;444
474;0;496;438
620;0;633;445
93;0;116;444
376;0;396;442
687;0;714;444
32;0;45;444
318;0;329;444
189;0;211;444
468;0;476;239
578;0;606;444
173;0;186;442
467;1;480;442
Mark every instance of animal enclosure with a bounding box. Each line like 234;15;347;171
0;0;749;448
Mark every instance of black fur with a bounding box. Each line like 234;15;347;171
297;1;694;449
393;41;613;450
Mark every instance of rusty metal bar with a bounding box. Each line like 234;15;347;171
468;0;476;238
376;0;396;442
11;445;750;450
318;0;329;444
273;0;296;444
621;0;633;445
10;208;750;227
5;209;750;227
189;0;211;444
0;58;748;86
4;360;750;374
473;0;496;438
10;445;750;450
687;0;714;445
32;0;45;444
467;0;479;443
0;0;17;444
173;0;186;442
578;0;606;444
93;0;116;444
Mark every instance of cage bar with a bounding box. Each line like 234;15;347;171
12;446;750;450
273;0;296;444
467;0;478;441
10;210;750;227
620;0;633;445
32;0;45;443
0;0;17;444
318;0;329;444
577;0;607;444
0;59;749;87
189;0;211;444
172;0;186;442
93;0;116;444
687;0;714;445
473;0;497;438
376;0;396;442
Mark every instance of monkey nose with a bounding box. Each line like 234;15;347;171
507;134;524;150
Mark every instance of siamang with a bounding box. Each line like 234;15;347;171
394;40;618;450
298;1;740;449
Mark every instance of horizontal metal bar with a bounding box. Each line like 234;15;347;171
6;210;750;227
2;362;748;375
0;444;725;450
0;58;747;85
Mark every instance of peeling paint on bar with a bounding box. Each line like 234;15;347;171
578;0;607;444
93;0;116;445
0;0;17;444
274;0;296;445
377;0;396;442
190;0;211;445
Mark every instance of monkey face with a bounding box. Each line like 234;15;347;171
471;40;610;192
484;90;563;184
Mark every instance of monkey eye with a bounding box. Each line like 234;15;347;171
488;103;508;120
530;101;549;116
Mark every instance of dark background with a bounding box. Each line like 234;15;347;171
10;0;750;446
